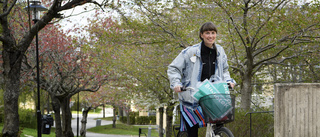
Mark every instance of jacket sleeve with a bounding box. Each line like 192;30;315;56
167;51;185;89
221;48;237;84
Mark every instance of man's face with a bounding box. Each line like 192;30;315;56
201;30;216;48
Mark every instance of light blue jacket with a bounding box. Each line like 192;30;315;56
167;42;236;108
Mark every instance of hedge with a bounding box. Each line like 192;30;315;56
120;112;156;125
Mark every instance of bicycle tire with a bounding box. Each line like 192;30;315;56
214;127;234;137
177;131;188;137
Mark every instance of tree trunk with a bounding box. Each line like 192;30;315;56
112;105;116;128
60;97;74;137
51;96;63;137
2;53;21;136
165;103;175;137
158;107;164;137
240;74;253;110
126;106;130;125
119;106;123;117
80;107;91;137
46;93;51;114
1;12;25;135
102;104;105;118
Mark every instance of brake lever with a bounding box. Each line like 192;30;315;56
181;87;186;91
227;83;233;90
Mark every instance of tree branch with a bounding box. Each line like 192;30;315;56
0;0;17;17
137;1;188;48
214;1;246;47
253;45;289;69
252;0;287;48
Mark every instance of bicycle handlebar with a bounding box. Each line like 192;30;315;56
180;87;186;91
180;83;233;92
227;83;233;90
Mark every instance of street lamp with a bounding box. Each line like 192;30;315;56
24;1;48;21
24;1;47;137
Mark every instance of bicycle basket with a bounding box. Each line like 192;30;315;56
199;94;235;124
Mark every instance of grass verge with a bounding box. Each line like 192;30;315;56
87;123;159;137
0;117;159;137
19;127;56;137
0;125;56;137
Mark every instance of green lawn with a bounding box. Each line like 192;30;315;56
19;127;56;137
0;125;56;137
87;123;159;137
89;117;159;136
0;121;159;137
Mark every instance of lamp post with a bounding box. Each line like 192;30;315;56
77;92;79;137
24;1;47;137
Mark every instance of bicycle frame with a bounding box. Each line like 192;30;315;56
174;123;233;137
174;83;235;137
206;123;225;137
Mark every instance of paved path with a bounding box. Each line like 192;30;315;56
71;108;134;137
52;108;135;137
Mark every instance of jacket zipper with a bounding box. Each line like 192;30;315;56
209;51;212;77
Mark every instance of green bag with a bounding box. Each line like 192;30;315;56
193;80;233;121
193;79;230;100
199;94;233;122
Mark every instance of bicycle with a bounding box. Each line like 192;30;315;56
174;84;235;137
173;123;234;137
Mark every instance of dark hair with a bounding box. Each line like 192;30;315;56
199;22;218;41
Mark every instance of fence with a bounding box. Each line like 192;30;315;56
245;111;274;137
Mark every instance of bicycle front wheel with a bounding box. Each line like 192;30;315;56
214;127;234;137
177;131;188;137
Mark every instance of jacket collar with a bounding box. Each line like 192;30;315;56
196;41;217;57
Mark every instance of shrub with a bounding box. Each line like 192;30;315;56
119;112;136;125
136;116;156;125
0;106;3;123
149;116;156;125
129;113;135;125
225;109;274;137
136;116;147;125
120;112;157;125
196;108;274;136
19;109;37;129
120;116;125;123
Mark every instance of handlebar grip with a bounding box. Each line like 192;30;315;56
227;83;233;90
180;87;186;91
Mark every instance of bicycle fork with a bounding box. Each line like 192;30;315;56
206;123;225;137
206;123;215;137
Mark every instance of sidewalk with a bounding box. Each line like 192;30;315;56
71;108;134;137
